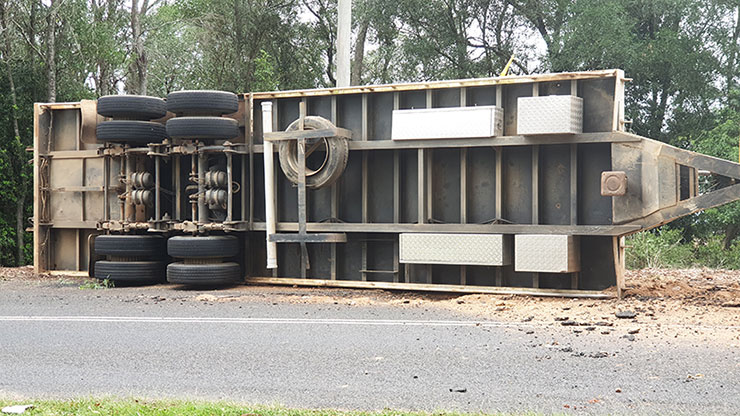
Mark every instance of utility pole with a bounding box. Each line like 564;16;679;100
336;0;351;87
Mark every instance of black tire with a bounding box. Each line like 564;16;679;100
167;262;241;286
167;235;239;259
166;90;238;116
96;120;167;144
278;116;349;189
166;117;239;141
97;95;166;120
94;260;165;284
94;235;165;258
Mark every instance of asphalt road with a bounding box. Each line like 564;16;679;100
0;278;738;415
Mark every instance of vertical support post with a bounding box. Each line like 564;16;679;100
125;154;134;223
393;150;400;283
154;156;161;222
330;96;338;280
226;152;233;222
103;155;109;221
613;235;625;299
297;101;309;277
190;154;197;222
495;148;502;220
361;150;368;281
532;145;539;224
393;92;401;283
197;151;207;225
261;101;278;269
174;155;181;220
361;94;369;281
459;87;467;285
495;145;503;287
417;148;425;224
570;143;578;289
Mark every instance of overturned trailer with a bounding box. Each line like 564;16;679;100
32;69;740;297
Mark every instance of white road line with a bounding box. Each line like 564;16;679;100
0;315;528;328
0;315;737;330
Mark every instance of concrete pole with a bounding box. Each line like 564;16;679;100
336;0;351;87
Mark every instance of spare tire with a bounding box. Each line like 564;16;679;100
166;90;238;116
96;120;167;144
97;95;166;120
167;262;241;286
166;117;239;141
94;260;165;284
278;116;349;189
94;235;165;258
167;235;239;259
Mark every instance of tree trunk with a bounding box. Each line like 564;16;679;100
16;199;24;265
724;224;739;250
127;0;148;95
727;5;740;94
45;0;57;102
350;19;369;86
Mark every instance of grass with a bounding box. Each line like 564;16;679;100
78;278;114;290
0;398;542;416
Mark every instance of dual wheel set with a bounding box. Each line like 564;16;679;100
92;234;240;286
96;90;240;144
94;90;241;286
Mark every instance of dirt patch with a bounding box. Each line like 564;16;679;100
2;266;739;341
625;268;740;305
0;266;44;281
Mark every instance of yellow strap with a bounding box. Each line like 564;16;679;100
500;54;515;77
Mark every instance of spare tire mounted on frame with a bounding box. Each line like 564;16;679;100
278;116;349;190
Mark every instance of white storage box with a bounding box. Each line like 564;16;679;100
517;95;583;135
514;234;580;273
399;233;512;266
392;105;504;140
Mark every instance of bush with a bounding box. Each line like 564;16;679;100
626;228;693;269
627;227;740;270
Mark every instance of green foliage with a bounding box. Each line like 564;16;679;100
78;278;115;290
626;228;693;269
627;227;740;270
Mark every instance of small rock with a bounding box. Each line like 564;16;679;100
456;299;465;304
560;320;577;326
1;405;34;414
616;310;637;319
554;316;569;321
522;316;534;322
560;347;573;353
585;326;596;331
402;300;410;304
495;306;506;311
449;388;467;393
573;329;583;334
622;334;636;341
590;352;609;358
595;321;614;327
601;330;611;335
195;294;218;302
615;388;622;393
628;328;640;334
525;330;534;335
413;375;418;379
